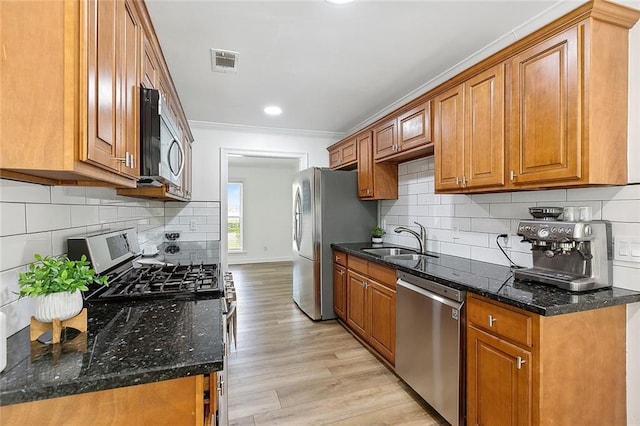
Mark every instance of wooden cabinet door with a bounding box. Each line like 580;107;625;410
346;270;367;338
87;0;121;172
357;131;373;198
465;64;505;189
367;280;396;365
467;325;532;426
373;118;397;160
329;146;342;169
333;264;347;321
141;35;158;89
510;26;580;186
434;84;464;191
117;0;141;178
398;101;431;152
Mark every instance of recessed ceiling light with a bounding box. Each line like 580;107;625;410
325;0;353;4
264;105;282;116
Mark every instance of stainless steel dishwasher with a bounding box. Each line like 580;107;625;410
396;270;465;426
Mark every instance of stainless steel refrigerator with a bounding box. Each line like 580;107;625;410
292;168;377;320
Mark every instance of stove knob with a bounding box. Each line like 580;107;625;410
525;226;531;231
551;227;558;233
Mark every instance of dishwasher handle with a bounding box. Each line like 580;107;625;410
397;278;465;310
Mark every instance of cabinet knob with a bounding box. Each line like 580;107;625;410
488;314;497;327
517;356;526;370
510;170;516;181
455;177;460;186
462;176;467;188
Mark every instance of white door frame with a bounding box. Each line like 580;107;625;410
219;148;309;269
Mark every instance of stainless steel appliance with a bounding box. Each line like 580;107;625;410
139;88;184;187
68;229;221;302
292;168;377;320
515;218;613;291
396;271;465;426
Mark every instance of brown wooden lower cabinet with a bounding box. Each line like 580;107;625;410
341;256;396;365
466;294;627;426
333;262;347;321
0;375;212;425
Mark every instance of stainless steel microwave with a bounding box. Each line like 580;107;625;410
139;88;184;187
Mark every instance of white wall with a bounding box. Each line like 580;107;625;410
228;158;299;264
189;123;339;202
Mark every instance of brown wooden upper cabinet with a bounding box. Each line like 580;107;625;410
1;0;194;197
328;137;358;170
0;0;144;187
374;101;433;162
507;17;633;188
435;64;505;192
357;131;398;200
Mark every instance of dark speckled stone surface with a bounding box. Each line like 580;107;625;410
0;298;223;406
332;242;640;316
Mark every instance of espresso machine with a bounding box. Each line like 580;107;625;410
515;207;613;292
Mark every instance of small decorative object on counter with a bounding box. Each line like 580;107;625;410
18;254;107;342
371;226;386;244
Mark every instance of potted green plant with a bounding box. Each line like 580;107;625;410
371;226;386;244
18;254;107;323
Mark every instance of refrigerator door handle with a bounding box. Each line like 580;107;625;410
294;187;302;251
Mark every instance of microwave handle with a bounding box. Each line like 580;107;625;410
168;139;185;178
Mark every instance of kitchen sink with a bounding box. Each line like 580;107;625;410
362;248;416;257
384;253;439;261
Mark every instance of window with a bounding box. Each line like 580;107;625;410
227;182;243;251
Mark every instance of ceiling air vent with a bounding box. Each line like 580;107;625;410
211;49;239;73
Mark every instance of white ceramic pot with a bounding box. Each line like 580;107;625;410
371;237;383;244
33;291;83;323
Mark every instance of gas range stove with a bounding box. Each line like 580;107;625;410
85;262;220;302
68;229;222;303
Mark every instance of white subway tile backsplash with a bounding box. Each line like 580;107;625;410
26;204;71;232
429;204;455;217
567;185;640;201
489;203;530;219
51;186;87;204
0;266;24;307
70;205;100;227
406;159;428;174
471;218;512;234
398;185;409;196
0;203;26;236
456;231;489;247
470;246;510;266
440;194;470;205
0;232;52;271
99;206;118;222
602;200;640;222
165;207;194;217
511;189;566;202
0;180;50;203
440;242;471;258
471;192;512;204
407;182;430;195
455;203;490;218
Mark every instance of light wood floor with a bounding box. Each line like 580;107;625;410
227;262;448;426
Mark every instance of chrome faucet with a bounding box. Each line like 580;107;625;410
394;222;427;255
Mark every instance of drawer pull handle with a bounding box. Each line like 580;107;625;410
488;315;497;327
517;356;526;370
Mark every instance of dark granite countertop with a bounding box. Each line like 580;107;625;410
332;242;640;316
0;297;223;407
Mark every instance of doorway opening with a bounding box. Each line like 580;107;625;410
220;148;308;268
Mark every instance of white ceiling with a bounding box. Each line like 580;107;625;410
146;0;579;135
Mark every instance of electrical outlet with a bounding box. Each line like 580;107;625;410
614;237;640;263
189;220;197;231
501;234;511;248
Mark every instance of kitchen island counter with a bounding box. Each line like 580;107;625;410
332;242;640;316
0;297;224;407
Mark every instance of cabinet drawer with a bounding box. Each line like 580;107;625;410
347;255;368;275
333;250;347;267
467;295;534;347
368;262;396;289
